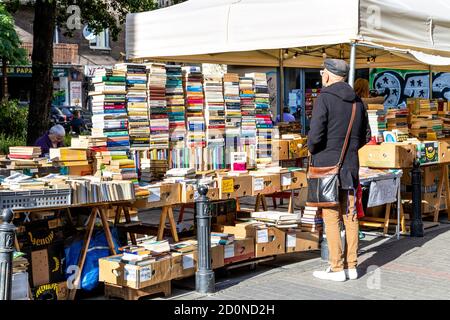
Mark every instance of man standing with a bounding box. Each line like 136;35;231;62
308;59;371;282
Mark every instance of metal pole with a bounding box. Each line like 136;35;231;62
411;160;424;237
0;209;16;300
348;42;357;88
195;185;215;294
279;49;285;117
429;66;433;100
397;176;401;240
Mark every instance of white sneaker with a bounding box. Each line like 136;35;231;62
313;266;346;282
344;268;358;280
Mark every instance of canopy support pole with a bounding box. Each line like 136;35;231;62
279;49;285;116
429;65;433;99
348;42;357;88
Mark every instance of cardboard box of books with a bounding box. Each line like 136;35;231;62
134;183;181;209
439;141;450;163
218;174;253;199
32;281;68;300
170;251;197;279
181;184;220;203
280;169;307;191
358;143;416;168
272;139;290;161
219;223;285;258
250;174;281;195
99;254;172;289
223;238;255;265
285;229;320;253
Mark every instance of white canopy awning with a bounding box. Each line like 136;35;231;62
126;0;450;69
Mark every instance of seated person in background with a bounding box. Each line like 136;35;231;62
70;110;86;135
354;78;385;108
34;124;66;156
276;107;296;123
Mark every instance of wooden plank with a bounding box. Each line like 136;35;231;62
288;190;294;213
104;281;171;300
444;164;450;222
114;206;123;226
434;164;446;223
359;221;385;228
68;208;97;300
99;207;117;256
261;195;268;211
254;194;261;212
123;206;137;245
166;206;179;243
157;206;168;241
383;203;392;235
400;203;406;234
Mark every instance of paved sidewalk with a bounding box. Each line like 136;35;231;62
164;222;450;300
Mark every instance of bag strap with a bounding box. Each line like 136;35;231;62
337;102;356;168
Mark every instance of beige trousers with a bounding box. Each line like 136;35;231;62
322;191;359;272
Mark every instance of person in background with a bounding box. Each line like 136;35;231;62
34;124;66;156
70;110;86;135
308;59;371;282
354;78;385;108
276;106;296;123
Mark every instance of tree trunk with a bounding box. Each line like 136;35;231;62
1;59;7;102
27;0;56;145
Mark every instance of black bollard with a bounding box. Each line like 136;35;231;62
0;208;16;300
411;159;424;237
195;185;215;294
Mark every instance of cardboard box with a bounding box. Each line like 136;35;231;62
211;244;225;269
32;281;68;300
358;143;416;168
170;251;198;279
439;141;450;163
218;175;253;199
181;184;220;203
220;223;285;258
285;230;320;253
99;255;172;289
272;139;290;161
280;170;307;191
224;238;255;264
134;183;181;209
289;138;308;159
251;174;281;195
415;141;439;165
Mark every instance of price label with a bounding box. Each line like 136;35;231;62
182;254;195;269
281;173;292;186
287;234;296;248
257;229;269;243
254;178;264;191
224;244;235;258
221;179;234;193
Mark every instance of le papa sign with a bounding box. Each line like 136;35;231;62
0;66;68;77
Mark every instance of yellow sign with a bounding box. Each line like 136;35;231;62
221;179;234;194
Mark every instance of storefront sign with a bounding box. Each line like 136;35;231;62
0;66;69;77
70;81;82;106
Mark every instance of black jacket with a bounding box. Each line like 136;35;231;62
307;82;371;190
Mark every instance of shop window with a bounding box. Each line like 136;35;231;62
89;29;110;50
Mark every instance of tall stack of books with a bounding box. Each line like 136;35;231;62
145;63;170;180
119;63;149;149
166;65;186;148
407;99;443;139
386;108;409;136
183;66;206;171
239;75;257;168
203;75;226;170
301;207;323;233
367;104;387;141
224;73;242;167
248;73;273;166
90;67;130;154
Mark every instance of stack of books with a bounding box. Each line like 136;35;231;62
102;158;138;181
121;63;149;148
386;108;409;136
67;177;135;205
90;67;130;152
210;232;235;245
439;112;450;137
409;115;444;140
203;75;226;170
250;211;301;228
163;167;196;183
8;147;42;160
248;73;273;167
367;108;387;141
224;73;242;168
166;65;186;148
139;151;168;183
49;148;88;166
239;75;257;169
301;207;323;233
71;136;107;149
183;66;206;150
